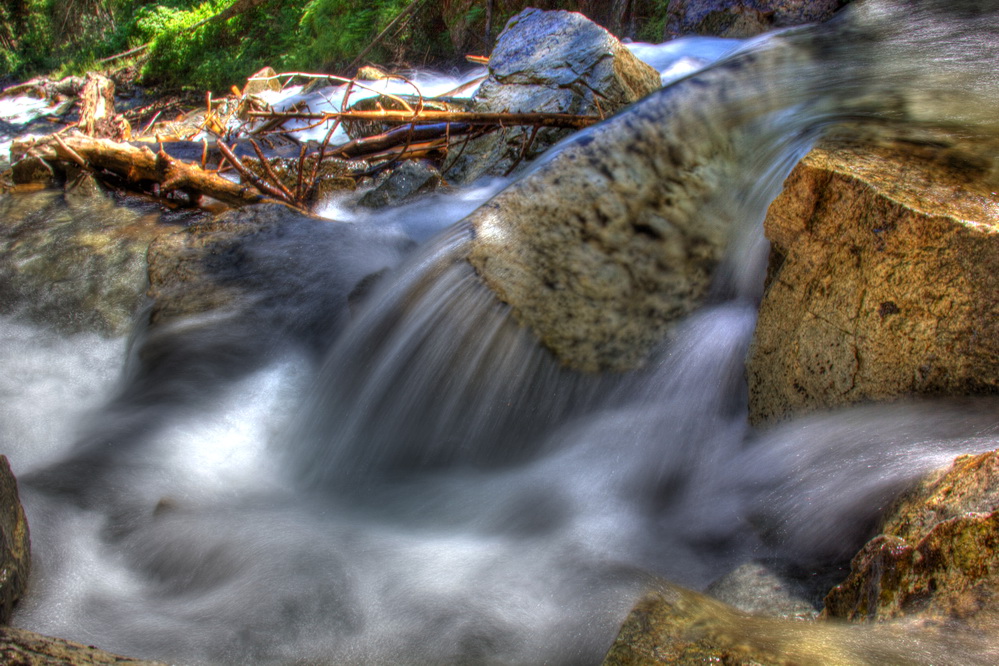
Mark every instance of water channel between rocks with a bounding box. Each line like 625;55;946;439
2;7;999;665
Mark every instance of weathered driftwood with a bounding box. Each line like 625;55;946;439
77;73;131;140
331;122;474;158
0;627;166;665
14;134;290;209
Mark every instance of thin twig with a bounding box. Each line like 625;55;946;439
504;125;542;176
248;139;296;201
217;139;294;204
245;109;601;129
52;133;89;169
294;143;308;203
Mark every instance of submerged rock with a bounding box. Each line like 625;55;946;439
444;8;661;184
0;626;166;665
0;456;29;625
748;144;999;425
824;449;999;632
0;189;180;336
146;203;411;351
706;561;817;620
603;580;998;665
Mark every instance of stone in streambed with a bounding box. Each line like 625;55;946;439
747;144;999;426
603;579;994;665
445;8;661;185
0;626;166;665
357;160;442;209
824;449;999;632
0;189;180;336
146;203;412;351
706;561;818;620
0;456;29;625
664;0;851;39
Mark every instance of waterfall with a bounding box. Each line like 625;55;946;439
2;1;999;664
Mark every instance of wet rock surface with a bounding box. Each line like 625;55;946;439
748;144;999;425
706;561;818;620
146;203;410;342
357;160;442;208
0;189;182;336
444;8;661;185
0;457;29;626
824;449;999;631
603;578;999;665
0;626;166;665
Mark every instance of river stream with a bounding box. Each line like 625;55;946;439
1;14;998;666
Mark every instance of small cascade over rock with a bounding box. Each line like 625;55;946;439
0;2;997;665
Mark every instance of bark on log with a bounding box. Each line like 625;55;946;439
14;134;290;209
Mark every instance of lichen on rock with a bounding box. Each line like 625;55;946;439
824;449;999;632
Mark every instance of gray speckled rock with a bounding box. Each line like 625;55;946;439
444;8;661;185
466;28;814;372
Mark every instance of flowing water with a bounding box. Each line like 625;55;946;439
2;3;999;664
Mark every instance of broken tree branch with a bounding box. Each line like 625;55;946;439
17;134;292;209
246;109;601;130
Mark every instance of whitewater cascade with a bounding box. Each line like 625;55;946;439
0;1;997;664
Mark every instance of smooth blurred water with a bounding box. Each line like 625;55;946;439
2;6;999;664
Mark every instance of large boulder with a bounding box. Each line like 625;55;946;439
444;8;661;185
664;0;850;38
747;144;999;425
824;448;999;632
0;456;29;625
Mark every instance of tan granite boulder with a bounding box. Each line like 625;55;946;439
747;144;999;425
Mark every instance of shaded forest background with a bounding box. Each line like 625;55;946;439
0;0;670;91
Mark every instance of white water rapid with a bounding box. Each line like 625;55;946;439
2;8;999;666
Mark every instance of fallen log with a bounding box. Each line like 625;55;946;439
13;133;293;209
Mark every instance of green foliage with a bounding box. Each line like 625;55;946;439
0;0;669;92
635;0;671;43
290;0;450;72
